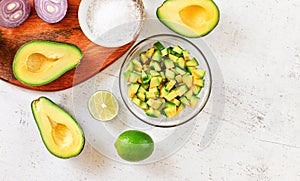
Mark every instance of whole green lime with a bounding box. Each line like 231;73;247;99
114;130;154;162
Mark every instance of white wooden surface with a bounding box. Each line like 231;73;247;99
1;0;300;180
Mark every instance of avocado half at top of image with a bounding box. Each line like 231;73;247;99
13;40;82;86
157;0;220;38
31;97;85;158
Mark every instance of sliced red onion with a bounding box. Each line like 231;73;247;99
0;0;31;28
34;0;68;24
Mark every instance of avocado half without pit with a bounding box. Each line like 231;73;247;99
157;0;220;37
31;97;85;158
13;40;82;86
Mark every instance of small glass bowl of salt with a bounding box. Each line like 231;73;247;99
78;0;145;47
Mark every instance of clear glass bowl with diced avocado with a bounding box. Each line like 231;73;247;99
119;34;212;127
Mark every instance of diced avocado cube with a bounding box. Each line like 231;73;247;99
160;86;169;98
150;61;161;71
128;71;141;83
186;57;199;67
175;84;188;96
168;53;178;62
147;98;163;110
123;70;131;82
149;87;160;96
149;70;160;77
175;67;186;75
149;76;162;88
182;73;193;88
137;91;146;101
163;102;177;118
189;96;200;107
152;49;162;62
170;98;181;106
184;89;194;100
138;86;146;94
141;70;148;80
186;66;196;74
126;60;135;71
142;83;149;90
132;58;143;72
180;96;190;107
164;59;174;69
194;78;204;87
165;80;176;91
175;74;183;83
176;103;185;115
145;91;156;100
167;47;173;54
161;48;168;57
183;50;190;60
142;76;151;84
160;71;166;80
142;70;151;84
140;101;149;110
137;76;143;84
165;69;176;80
164;90;178;101
153;41;165;50
143;64;150;71
140;52;148;64
176;57;185;69
172;45;183;55
146;107;161;118
192;69;206;79
191;85;201;95
146;47;155;58
131;97;141;107
127;83;140;98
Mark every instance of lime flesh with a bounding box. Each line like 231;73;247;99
88;91;119;121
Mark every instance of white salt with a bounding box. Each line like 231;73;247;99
87;0;142;47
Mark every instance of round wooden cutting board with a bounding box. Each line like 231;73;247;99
0;0;134;91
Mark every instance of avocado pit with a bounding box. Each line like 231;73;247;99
179;5;207;31
48;116;73;148
26;53;59;73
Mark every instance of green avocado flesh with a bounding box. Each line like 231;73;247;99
13;40;82;86
157;0;220;37
31;97;85;159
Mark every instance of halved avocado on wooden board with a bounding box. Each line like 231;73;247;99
13;40;82;86
31;97;85;159
157;0;220;37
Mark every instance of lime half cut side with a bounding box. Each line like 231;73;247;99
88;90;119;121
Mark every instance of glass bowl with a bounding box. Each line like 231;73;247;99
119;34;212;127
78;0;145;47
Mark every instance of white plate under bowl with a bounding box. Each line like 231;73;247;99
71;19;224;164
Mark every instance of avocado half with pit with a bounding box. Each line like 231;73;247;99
157;0;220;37
31;97;85;158
13;40;82;86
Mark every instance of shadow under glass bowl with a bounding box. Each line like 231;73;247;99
119;34;212;127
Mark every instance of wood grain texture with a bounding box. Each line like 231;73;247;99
0;0;134;91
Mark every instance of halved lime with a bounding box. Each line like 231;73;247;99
114;130;154;162
88;91;119;121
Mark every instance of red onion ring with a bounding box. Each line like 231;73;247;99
0;0;31;28
34;0;68;24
